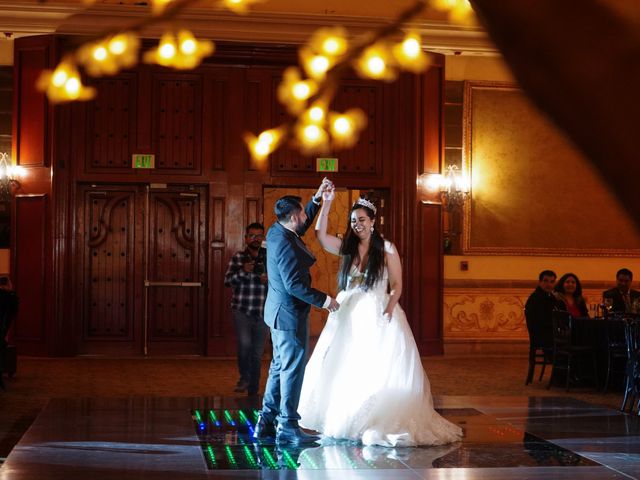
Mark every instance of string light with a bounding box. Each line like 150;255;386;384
355;43;397;81
37;60;96;103
144;30;214;69
36;0;476;160
244;127;284;162
329;108;367;149
392;31;429;72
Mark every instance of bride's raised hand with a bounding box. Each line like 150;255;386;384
323;185;335;202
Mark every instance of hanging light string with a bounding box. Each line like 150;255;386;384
36;0;474;159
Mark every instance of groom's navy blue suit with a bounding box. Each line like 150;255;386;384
260;198;327;428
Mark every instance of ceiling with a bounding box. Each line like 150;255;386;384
0;0;497;55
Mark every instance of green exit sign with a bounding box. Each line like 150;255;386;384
132;154;155;169
316;157;339;172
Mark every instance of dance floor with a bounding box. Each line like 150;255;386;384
0;395;639;479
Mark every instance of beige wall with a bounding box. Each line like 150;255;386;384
0;40;13;65
442;54;640;354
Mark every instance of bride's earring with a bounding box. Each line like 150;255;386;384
370;226;374;233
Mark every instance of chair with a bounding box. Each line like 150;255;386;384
547;310;599;391
602;316;627;393
621;319;640;413
524;308;553;385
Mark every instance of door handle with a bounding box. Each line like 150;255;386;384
144;281;203;287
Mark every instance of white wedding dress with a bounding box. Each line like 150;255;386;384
299;242;463;447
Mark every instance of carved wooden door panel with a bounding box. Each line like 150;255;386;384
78;185;144;355
145;185;207;355
77;184;207;355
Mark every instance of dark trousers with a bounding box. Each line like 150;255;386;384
232;309;269;394
261;318;309;427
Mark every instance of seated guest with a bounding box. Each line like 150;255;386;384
524;269;557;346
554;273;588;318
603;268;640;314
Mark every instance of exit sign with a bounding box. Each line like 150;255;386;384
132;154;155;169
316;157;339;172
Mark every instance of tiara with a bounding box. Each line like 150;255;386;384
353;198;377;214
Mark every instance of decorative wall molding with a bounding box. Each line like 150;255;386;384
0;3;495;55
444;285;611;341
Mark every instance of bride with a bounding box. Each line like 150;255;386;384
298;187;463;447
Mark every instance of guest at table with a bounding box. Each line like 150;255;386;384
554;273;588;318
525;269;557;344
603;268;640;314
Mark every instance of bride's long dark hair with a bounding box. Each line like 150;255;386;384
338;200;385;291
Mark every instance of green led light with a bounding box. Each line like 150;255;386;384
242;445;258;468
339;450;359;469
238;410;248;423
299;450;319;469
262;447;278;469
223;410;236;426
194;410;203;423
252;409;260;422
224;445;237;467
206;445;217;468
280;449;299;470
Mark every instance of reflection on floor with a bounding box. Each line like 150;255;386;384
1;395;640;479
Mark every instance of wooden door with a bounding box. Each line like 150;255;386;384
77;184;207;355
145;185;207;355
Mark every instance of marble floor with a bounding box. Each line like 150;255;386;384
0;395;639;479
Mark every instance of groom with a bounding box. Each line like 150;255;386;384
254;179;339;445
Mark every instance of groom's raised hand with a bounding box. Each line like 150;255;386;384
314;177;334;200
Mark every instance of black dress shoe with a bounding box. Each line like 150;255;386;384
275;425;321;445
253;414;276;439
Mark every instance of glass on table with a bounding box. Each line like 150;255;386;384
604;297;614;313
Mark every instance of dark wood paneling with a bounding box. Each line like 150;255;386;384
13;36;446;357
208;196;227;353
245;198;260;225
85;74;137;172
416;202;444;354
13;37;53;167
13;195;47;351
152;74;202;174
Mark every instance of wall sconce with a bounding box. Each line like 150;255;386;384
0;152;26;200
418;164;470;211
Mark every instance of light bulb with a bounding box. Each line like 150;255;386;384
310;56;330;75
367;56;385;76
92;46;108;62
108;35;127;55
308;106;325;122
303;125;321;141
52;69;68;87
402;36;420;58
332;116;352;136
292;82;311;100
159;42;176;59
64;77;81;98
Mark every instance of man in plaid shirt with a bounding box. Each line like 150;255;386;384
224;222;268;396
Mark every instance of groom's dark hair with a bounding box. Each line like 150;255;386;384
275;196;302;222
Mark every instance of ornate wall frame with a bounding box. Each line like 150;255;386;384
462;81;640;256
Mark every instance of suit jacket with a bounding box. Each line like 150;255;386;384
264;199;327;331
603;287;640;313
524;287;555;349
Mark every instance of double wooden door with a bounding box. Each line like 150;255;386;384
77;184;207;355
